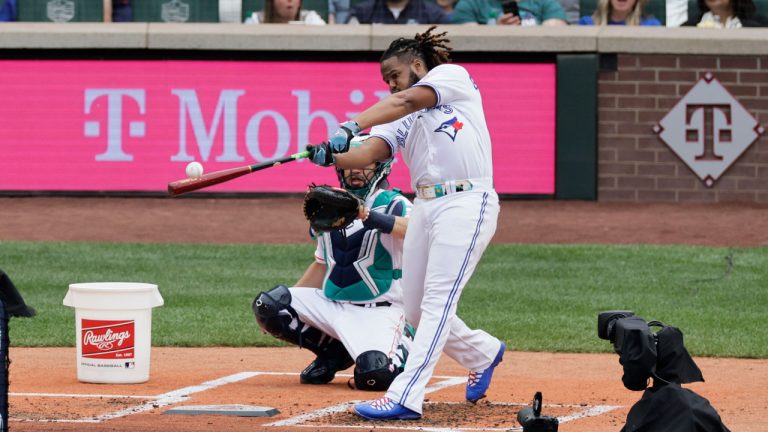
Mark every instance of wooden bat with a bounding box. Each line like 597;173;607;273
168;150;311;196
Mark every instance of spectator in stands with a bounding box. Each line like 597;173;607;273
451;0;568;26
219;0;242;22
245;0;326;23
666;0;689;26
329;0;351;23
685;0;768;27
579;0;661;25
348;0;450;24
559;0;580;23
0;0;15;21
436;0;459;18
104;0;133;22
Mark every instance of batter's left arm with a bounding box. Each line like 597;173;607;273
353;86;437;130
335;136;391;170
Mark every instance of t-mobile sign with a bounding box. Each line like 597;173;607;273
0;60;555;194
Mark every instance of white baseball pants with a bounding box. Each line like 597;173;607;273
385;190;502;414
288;287;407;361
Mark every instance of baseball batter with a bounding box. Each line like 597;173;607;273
252;138;415;391
308;26;504;419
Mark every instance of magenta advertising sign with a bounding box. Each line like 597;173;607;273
0;60;555;194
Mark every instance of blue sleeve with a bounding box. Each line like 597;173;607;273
578;15;593;25
0;0;16;21
641;17;662;26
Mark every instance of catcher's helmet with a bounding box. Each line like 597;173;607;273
336;135;393;200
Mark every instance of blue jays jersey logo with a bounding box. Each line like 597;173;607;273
434;116;464;142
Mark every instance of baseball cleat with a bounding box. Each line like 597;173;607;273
354;397;421;420
466;341;506;403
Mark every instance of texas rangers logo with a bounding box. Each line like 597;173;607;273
434;117;464;142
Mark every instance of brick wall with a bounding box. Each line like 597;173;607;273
598;54;768;203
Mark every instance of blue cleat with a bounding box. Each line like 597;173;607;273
466;341;506;403
354;397;421;420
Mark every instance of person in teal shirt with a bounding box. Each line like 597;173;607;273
451;0;568;25
578;0;661;25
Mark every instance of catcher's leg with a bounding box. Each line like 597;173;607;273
252;285;353;384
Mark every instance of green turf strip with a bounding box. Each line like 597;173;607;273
1;241;766;358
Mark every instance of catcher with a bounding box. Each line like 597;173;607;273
252;136;415;391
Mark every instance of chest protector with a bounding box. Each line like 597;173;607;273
322;190;402;302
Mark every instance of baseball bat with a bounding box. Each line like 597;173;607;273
168;150;310;196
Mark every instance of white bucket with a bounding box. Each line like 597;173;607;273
63;282;164;384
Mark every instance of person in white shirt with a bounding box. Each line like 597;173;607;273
307;26;505;420
684;0;768;27
244;0;326;24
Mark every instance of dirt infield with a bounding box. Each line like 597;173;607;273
2;196;768;246
10;348;767;432
4;197;768;431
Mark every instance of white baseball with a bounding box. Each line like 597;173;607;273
185;161;204;179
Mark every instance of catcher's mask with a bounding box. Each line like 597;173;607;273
336;136;393;200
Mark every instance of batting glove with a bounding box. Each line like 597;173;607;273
328;121;361;153
306;143;335;167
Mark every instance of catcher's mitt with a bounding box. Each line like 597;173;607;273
303;184;362;233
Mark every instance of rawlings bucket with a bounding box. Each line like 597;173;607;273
63;283;164;383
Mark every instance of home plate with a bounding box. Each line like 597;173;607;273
163;404;280;417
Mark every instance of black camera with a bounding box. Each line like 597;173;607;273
516;392;558;432
598;310;659;391
598;312;730;431
501;0;520;16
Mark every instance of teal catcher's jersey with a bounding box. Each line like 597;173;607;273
314;189;412;304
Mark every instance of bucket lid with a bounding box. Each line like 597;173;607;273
63;282;164;310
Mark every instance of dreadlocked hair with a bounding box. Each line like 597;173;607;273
380;26;452;70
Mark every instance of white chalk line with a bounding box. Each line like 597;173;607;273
265;376;467;427
10;371;621;430
277;402;621;432
267;379;621;432
10;371;266;423
10;392;155;399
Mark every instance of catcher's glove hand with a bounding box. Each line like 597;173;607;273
303;184;363;233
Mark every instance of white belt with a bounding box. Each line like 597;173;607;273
415;178;492;199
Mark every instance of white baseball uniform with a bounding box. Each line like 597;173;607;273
289;188;413;363
370;63;502;414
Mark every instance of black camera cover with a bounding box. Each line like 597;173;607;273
614;316;657;391
655;325;703;385
622;384;731;432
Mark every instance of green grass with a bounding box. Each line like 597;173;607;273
2;241;766;358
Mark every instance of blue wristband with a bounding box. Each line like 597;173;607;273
362;211;396;234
